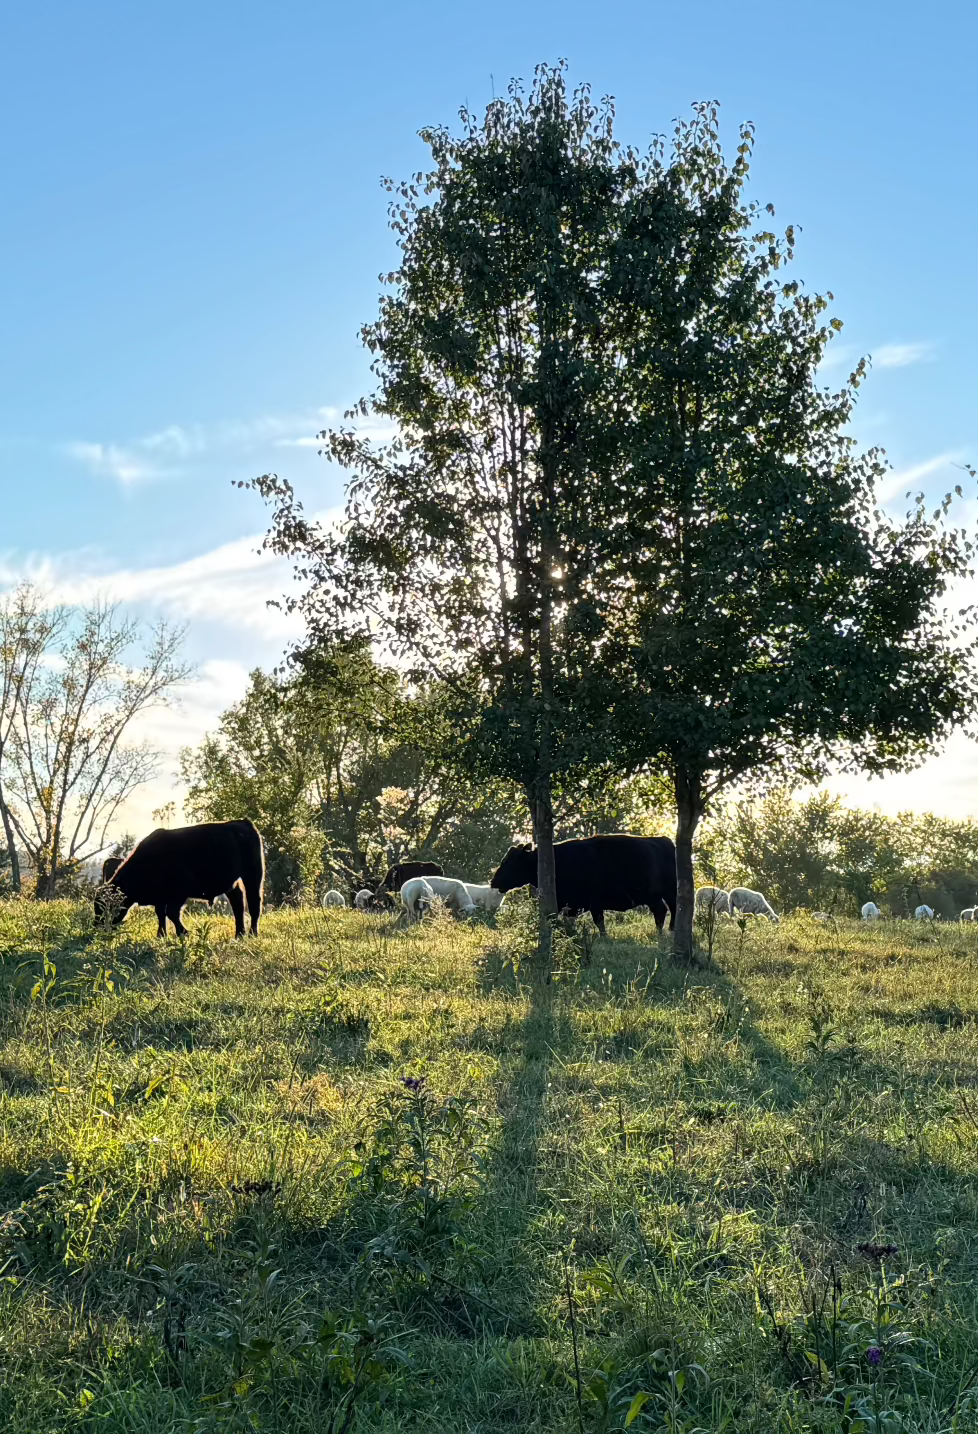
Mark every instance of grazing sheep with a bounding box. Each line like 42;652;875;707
695;885;730;917
861;902;881;921
961;907;978;923
401;875;475;920
728;887;779;923
914;904;934;921
323;890;346;908
399;876;435;920
461;882;504;913
354;888;374;910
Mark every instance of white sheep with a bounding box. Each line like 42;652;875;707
914;904;934;921
695;886;730;917
461;882;504;913
961;907;978;923
861;902;881;921
400;877;435;920
323;890;346;908
728;887;779;923
354;888;374;910
401;875;476;921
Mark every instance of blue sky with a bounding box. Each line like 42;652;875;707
2;0;977;831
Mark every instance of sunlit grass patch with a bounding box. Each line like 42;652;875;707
1;901;978;1429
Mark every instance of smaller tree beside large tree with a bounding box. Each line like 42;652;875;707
593;103;978;955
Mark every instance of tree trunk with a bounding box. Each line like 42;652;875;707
673;768;704;961
0;793;20;893
530;771;558;966
35;868;57;901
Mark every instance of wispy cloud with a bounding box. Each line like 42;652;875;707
62;405;355;487
876;452;964;504
0;524;342;837
874;342;934;369
0;510;341;640
65;440;163;486
819;339;936;376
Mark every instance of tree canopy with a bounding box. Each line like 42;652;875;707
252;64;977;955
588;100;978;952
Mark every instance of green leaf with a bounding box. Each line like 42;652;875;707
625;1390;651;1426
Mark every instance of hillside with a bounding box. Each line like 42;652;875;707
2;902;978;1432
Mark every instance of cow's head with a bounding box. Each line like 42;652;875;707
94;880;133;927
490;842;537;892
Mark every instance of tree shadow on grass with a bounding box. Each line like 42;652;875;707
578;924;810;1114
479;968;565;1333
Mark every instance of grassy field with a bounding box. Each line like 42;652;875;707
2;898;978;1432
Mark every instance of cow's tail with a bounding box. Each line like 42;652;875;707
240;820;265;933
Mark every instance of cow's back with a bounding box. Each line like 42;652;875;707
384;859;443;893
115;820;263;903
554;834;676;913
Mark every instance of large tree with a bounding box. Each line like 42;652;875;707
591;103;978;955
253;70;976;957
251;66;670;954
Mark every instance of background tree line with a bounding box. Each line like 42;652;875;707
698;789;978;920
179;649;978;919
179;641;673;903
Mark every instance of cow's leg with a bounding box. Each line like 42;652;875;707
650;898;667;933
226;884;246;939
169;904;188;938
243;874;263;935
155;904;169;939
590;907;606;936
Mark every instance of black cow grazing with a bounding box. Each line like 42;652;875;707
379;859;443;895
101;856;124;884
490;834;677;935
94;819;265;939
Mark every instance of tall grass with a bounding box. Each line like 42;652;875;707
1;901;977;1430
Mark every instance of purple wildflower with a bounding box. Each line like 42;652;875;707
401;1076;425;1093
866;1346;883;1368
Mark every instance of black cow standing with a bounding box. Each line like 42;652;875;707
490;834;677;935
379;860;443;896
94;819;265;939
